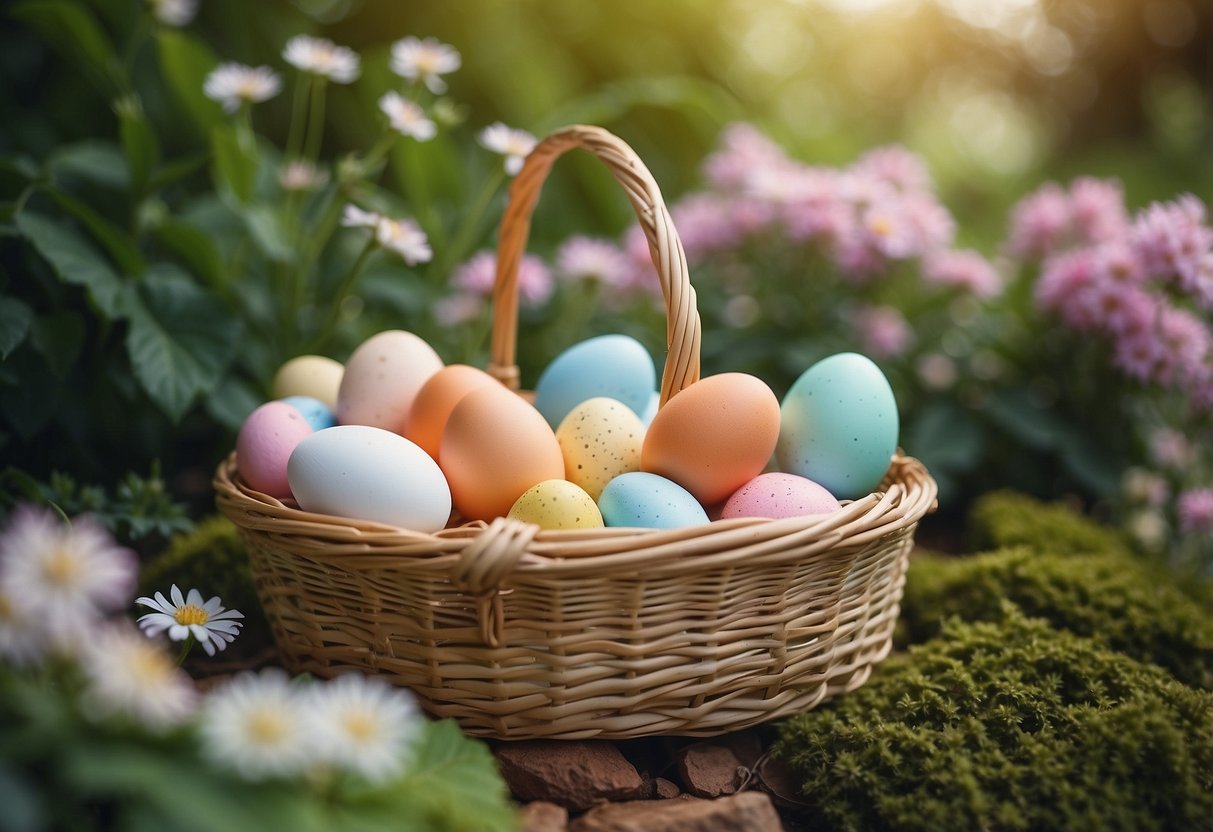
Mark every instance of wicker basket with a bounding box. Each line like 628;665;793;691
214;125;938;741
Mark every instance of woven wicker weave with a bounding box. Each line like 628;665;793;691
214;125;938;740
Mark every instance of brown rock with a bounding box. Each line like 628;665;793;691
518;801;569;832
569;792;784;832
754;754;812;812
718;730;765;769
677;743;744;798
496;741;648;811
655;777;681;799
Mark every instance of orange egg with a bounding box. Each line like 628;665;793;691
404;364;501;461
440;385;565;522
641;373;781;505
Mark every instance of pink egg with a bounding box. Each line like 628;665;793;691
236;401;314;498
721;472;841;520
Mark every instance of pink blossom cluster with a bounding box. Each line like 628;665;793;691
1017;179;1213;410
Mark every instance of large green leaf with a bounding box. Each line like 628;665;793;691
14;211;131;321
125;264;240;422
0;297;33;358
155;30;225;134
46;141;129;191
117;97;160;197
211;126;257;203
30;310;85;379
46;188;146;276
239;203;292;262
11;0;118;95
153;219;224;287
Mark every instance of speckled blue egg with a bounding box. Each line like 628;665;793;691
281;395;336;432
597;471;709;529
533;335;656;428
776;352;899;500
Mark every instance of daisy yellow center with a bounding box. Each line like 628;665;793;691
42;547;80;587
342;710;378;743
246;710;288;746
415;52;439;74
0;593;13;621
869;216;894;238
174;604;210;627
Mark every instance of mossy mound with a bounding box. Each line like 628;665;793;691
138;515;272;658
900;547;1213;689
777;608;1213;832
967;490;1131;556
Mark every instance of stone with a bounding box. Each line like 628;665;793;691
496;741;648;811
568;792;784;832
518;801;569;832
654;777;681;799
754;754;812;812
676;742;744;798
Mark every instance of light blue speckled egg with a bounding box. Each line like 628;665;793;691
597;471;709;529
281;395;337;432
776;352;899;500
533;335;656;428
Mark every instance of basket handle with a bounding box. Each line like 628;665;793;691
488;124;702;407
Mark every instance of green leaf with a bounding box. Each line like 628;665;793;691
983;388;1067;451
239;203;292;262
204;374;262;431
211;125;257;203
46;141;129;190
125;264;240;422
0;297;33;358
155;30;225;134
152;219;224;286
11;0;118;96
148;152;208;192
1058;427;1125;498
905;400;986;474
393;720;517;832
30;310;85;378
46;188;146;276
117;97;160;197
14;211;131;320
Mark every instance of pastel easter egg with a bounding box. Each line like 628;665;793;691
597;471;709;529
556;397;645;500
508;479;604;530
336;330;443;433
641;373;781;505
280;395;336;431
776;352;899;500
720;472;842;520
639;390;660;428
236;401;314;498
533;334;656;428
440;385;565;522
403;364;501;461
272;355;344;410
287;424;451;533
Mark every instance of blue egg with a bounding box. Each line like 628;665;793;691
533;334;656;428
639;390;660;428
598;471;709;529
280;395;336;432
776;352;899;500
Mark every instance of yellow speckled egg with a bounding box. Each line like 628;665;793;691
507;479;604;530
272;355;344;410
555;397;645;501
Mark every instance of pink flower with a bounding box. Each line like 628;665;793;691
922;250;1002;298
703;123;793;193
852;305;914;358
1132;194;1213;305
1154;305;1211;386
1008;182;1071;259
1069;177;1129;245
1149;428;1195;469
1177;488;1213;534
452;250;551;305
852;145;933;193
1034;249;1097;323
900;192;957;254
859;198;919;259
671;195;746;264
555;236;633;289
432;293;484;327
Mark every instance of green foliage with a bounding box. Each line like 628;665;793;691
138;516;272;658
901;547;1213;690
966;489;1132;556
0;668;517;832
776;608;1213;832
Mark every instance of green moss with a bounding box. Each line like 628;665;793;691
138;515;272;658
967;490;1131;556
899;547;1213;689
777;608;1213;832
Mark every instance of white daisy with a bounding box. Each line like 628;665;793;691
341;204;381;229
279;159;328;192
200;669;312;780
375;217;432;265
203;63;282;113
135;584;244;657
147;0;198;27
0;505;136;649
478;122;537;176
307;673;421;783
378;92;437;141
80;623;198;730
389;36;461;94
283;35;360;84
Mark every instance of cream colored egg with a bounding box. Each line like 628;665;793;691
272;355;344;410
507;479;604;530
555;397;645;501
337;330;443;433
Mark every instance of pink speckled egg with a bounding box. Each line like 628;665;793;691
236;401;314;498
720;472;841;520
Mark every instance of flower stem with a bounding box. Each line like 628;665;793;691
176;635;196;667
308;236;378;352
286;75;310;161
304;78;328;162
432;168;506;281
